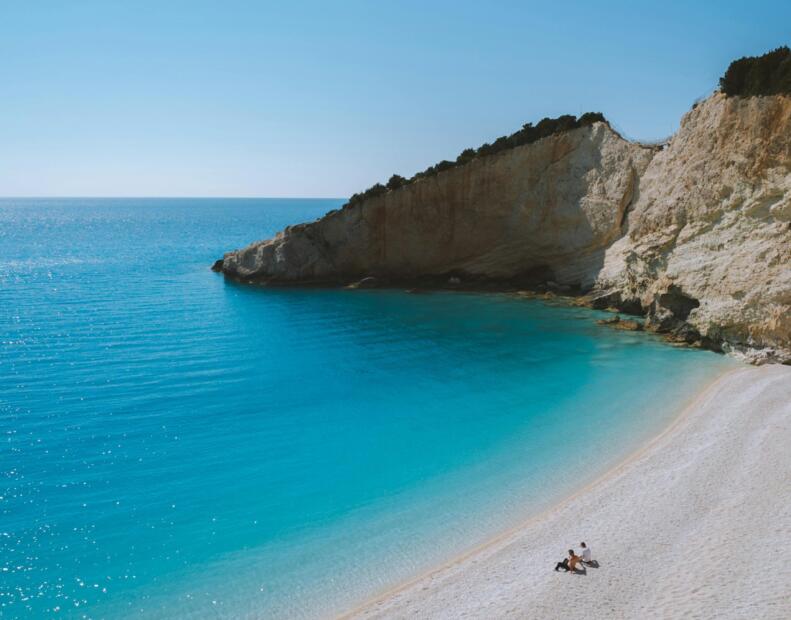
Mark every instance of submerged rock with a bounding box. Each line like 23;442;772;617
597;315;643;331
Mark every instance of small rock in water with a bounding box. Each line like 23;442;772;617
597;315;643;331
348;276;379;289
614;319;642;331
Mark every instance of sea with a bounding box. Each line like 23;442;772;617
0;198;735;618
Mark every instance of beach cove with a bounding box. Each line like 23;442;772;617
0;198;740;619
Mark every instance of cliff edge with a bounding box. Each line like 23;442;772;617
219;121;654;288
216;52;791;364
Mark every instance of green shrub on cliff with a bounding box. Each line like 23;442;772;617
720;46;791;96
347;182;387;207
455;148;476;165
344;112;607;208
386;174;407;190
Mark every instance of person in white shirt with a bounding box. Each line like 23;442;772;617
580;541;592;564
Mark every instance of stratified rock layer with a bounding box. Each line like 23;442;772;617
218;94;791;363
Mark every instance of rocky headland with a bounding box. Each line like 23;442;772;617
215;49;791;364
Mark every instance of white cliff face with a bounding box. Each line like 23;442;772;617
221;122;654;287
219;94;791;363
597;93;791;363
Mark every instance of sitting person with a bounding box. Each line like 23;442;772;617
580;541;599;567
554;549;582;572
580;541;592;564
568;550;583;573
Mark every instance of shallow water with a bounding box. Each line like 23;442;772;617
0;198;735;618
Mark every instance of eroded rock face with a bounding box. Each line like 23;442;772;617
218;94;791;363
596;93;791;363
220;122;654;288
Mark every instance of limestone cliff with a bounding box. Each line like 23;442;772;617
596;93;791;363
216;95;791;364
220;122;654;287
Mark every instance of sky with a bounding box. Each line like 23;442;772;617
1;1;789;198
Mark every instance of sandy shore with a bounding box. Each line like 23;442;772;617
344;365;791;620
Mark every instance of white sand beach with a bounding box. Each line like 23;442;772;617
345;364;791;620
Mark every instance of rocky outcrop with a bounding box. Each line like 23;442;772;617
595;93;791;363
221;122;654;287
216;94;791;364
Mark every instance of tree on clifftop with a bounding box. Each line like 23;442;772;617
720;46;791;96
386;174;407;190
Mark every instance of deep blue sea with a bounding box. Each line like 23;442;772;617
1;198;734;619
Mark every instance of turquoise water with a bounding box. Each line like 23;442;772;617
1;198;734;619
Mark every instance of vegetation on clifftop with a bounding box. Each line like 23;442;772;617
345;112;606;208
343;47;791;211
720;46;791;97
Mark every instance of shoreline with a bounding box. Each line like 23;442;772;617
221;276;745;360
341;364;791;619
337;366;736;618
220;275;791;365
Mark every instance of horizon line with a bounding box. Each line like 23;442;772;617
0;195;349;200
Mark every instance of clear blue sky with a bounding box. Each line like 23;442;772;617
1;1;788;197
